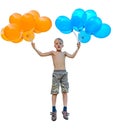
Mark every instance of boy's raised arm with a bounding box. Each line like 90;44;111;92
31;41;53;57
65;42;81;58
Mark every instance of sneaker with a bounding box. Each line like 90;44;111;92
62;111;69;120
50;112;57;121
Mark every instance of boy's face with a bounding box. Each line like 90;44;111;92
54;39;64;51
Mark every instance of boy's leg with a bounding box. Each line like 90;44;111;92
61;71;69;111
50;94;57;121
62;92;67;106
50;71;60;121
62;92;69;120
52;94;57;107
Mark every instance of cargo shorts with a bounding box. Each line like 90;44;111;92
51;70;69;94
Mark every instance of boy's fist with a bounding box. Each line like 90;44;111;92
77;42;81;49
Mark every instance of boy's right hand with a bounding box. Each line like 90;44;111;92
31;41;35;49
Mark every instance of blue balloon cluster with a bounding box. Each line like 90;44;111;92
55;8;111;43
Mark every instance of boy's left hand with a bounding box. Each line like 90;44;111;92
77;42;81;49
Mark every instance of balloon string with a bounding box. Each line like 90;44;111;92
73;31;79;43
30;39;33;42
30;38;33;43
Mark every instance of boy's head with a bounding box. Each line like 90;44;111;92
54;38;64;51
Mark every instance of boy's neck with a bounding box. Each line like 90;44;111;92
56;50;62;52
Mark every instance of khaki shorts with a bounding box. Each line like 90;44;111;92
51;70;69;94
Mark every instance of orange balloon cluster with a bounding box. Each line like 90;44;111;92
1;10;52;43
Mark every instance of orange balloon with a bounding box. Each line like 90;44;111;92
9;13;22;27
3;23;22;41
22;30;35;41
20;13;35;32
12;35;23;43
35;16;52;32
0;28;9;41
28;10;40;23
34;28;41;34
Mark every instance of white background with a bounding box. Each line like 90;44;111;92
0;0;113;130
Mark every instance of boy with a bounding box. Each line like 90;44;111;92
31;38;81;121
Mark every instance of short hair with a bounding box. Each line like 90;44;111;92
54;38;63;44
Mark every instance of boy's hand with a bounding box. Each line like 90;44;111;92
77;42;81;49
31;41;35;49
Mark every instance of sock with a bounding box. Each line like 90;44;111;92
63;106;67;112
52;106;56;112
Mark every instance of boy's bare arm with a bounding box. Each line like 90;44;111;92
31;42;53;57
65;42;81;58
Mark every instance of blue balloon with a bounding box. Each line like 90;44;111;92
71;8;87;31
78;31;91;43
93;23;111;38
85;16;102;34
55;16;73;34
85;9;97;21
73;26;84;32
